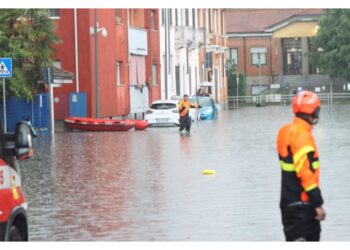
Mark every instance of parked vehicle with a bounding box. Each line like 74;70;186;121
196;96;218;120
145;100;180;126
0;121;35;241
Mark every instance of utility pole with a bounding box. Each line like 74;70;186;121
94;9;99;118
259;59;262;105
236;73;239;109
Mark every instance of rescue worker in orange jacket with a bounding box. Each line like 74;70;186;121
277;91;326;241
178;94;200;133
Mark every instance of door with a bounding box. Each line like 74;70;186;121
215;68;219;102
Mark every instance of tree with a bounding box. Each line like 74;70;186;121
310;9;350;81
227;60;246;97
0;9;60;100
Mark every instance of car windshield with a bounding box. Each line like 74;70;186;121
197;97;212;107
151;103;177;110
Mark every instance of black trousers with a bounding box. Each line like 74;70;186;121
281;204;321;241
179;115;191;132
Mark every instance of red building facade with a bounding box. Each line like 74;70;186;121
51;9;161;120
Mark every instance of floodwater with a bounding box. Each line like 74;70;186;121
19;105;350;241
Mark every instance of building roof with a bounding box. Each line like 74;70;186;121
226;9;325;34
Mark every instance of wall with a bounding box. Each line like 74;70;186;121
0;94;50;133
54;9;130;119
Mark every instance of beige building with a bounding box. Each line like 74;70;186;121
197;9;228;105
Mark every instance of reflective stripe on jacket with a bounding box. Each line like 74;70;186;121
277;117;323;209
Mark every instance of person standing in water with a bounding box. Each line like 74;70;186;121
178;94;200;134
277;91;326;241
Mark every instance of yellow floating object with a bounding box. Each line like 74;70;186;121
202;169;216;175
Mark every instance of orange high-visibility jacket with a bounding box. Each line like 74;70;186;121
178;100;197;118
277;117;324;209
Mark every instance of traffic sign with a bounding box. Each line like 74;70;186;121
0;58;12;78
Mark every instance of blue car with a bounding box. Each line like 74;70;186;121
196;96;218;120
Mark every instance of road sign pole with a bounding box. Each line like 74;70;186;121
47;67;55;136
2;78;6;132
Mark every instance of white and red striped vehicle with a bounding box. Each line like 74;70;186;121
0;121;35;241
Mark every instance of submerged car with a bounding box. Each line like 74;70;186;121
0;121;35;241
145;100;180;126
196;96;218;120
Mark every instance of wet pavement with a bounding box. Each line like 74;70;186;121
19;105;350;241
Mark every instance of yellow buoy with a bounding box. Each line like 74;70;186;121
202;169;216;175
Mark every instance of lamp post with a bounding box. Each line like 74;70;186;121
258;58;262;105
236;72;239;109
90;9;107;118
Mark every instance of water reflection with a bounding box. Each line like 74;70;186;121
20;105;350;241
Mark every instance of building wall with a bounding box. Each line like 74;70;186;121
160;9;201;100
52;8;161;119
198;9;227;104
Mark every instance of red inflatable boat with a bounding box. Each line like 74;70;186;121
64;117;135;132
128;120;148;130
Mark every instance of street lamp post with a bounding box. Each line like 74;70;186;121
236;73;239;109
258;59;262;105
90;9;107;118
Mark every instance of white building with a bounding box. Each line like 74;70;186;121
160;9;203;100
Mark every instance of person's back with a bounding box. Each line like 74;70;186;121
276;91;325;241
278;117;320;209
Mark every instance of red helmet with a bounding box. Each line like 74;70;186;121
292;91;320;116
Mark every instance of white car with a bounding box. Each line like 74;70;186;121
145;100;180;126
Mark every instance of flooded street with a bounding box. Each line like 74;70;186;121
20;105;350;241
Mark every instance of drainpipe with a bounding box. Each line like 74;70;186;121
74;9;80;93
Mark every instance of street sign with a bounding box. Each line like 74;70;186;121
0;58;12;133
0;58;13;78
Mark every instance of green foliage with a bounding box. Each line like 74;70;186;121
310;9;350;81
227;60;246;97
0;9;60;100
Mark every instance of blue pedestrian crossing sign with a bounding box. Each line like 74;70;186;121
0;58;13;78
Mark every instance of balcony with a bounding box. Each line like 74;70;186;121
128;27;148;56
192;28;204;48
175;27;204;50
175;26;193;49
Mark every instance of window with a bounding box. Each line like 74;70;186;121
221;10;224;34
115;9;122;24
152;64;157;86
175;9;178;26
251;47;267;65
185;9;189;26
213;10;217;33
151;103;177;110
116;62;122;85
47;9;60;19
162;9;165;25
205;52;212;69
209;9;212;32
192;9;196;28
227;48;238;65
150;10;156;30
282;38;302;75
169;9;172;26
